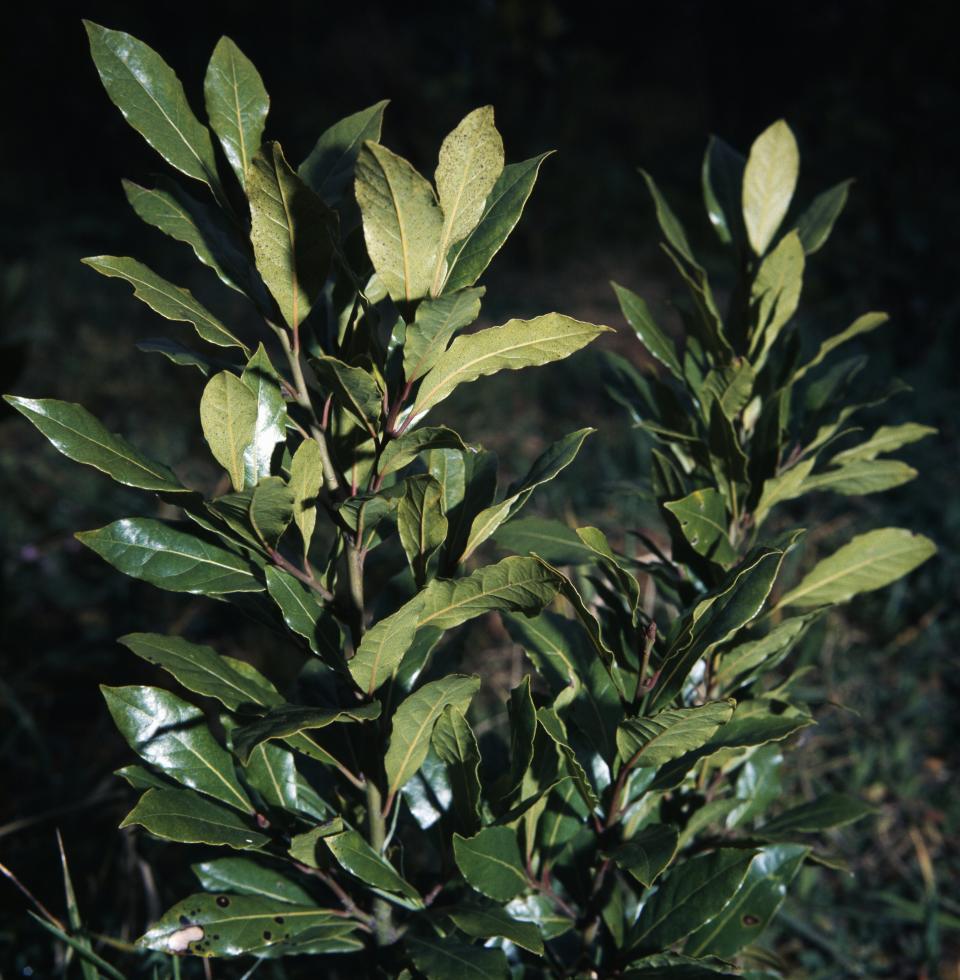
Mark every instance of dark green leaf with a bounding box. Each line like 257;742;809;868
448;903;543;954
250;476;294;548
263;566;341;660
348;594;424;694
609;823;679;887
493;517;597;565
612;281;683;380
453;825;528;902
432;704;482;835
379;426;469;477
796;180;852;254
408;933;509;980
325;829;422;904
760;793;875;836
617;701;735;767
702;135;746;248
664;489;736;567
192;857;314;905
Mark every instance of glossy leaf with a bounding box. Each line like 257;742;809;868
204;37;269;190
263;566;341;660
742;119;799;255
355;141;443;302
617;701;735;767
702;135;746;248
83;255;248;351
385;674;480;797
403;288;484;383
325;829;421;904
715;615;817;689
398;475;447;586
609;823;679;887
664;488;736;567
200;371;259;490
378;425;469;477
444;152;552;293
84;22;222;195
493;516;597;565
796;179;852;254
288;438;323;554
4;396;185;493
120;788;269;850
760;792;875;836
777;528;936;609
137;337;215;374
640;170;698;268
249;477;294;548
313;354;383;431
432;704;482;835
448;903;543;954
192;857;314;905
536;706;600;810
612;281;683;380
408;933;509;980
241;345;288;485
412;314;610;420
77;518;263;594
453;825;528;901
349;594;424;694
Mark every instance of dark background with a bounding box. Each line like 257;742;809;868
1;1;957;976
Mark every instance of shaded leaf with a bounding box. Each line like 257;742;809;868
613;281;683;380
403;288;484;383
796;180;852;254
379;425;469;477
493;517;597;565
288;438;324;555
609;823;679;887
760;792;875;836
432;705;482;835
250;476;293;548
448;903;543;954
664;489;736;567
408;933;509;980
453;825;527;902
264;566;341;660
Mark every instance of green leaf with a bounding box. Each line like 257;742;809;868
250;477;293;548
263;566;341;660
408;933;509;980
574;525;642;615
103;685;252;811
625;952;740;978
701;358;755;421
453;825;528;902
137;337;215;374
349;594;425;694
4;396;185;493
760;792;875;836
498;676;538;802
791;311;888;385
831;422;936;464
200;371;259;490
444;153;552;293
640;170;699;267
753;458;816;528
25;914;126;980
299;101;389;206
742;119;799;256
241;344;287;486
777;528;936;609
796;180;852;254
312;355;382;431
749;231;804;368
325;829;422;904
379;426;469;477
536;706;599;810
248;142;335;329
403;288;484;383
432;106;505;294
77;518;263;594
801;459;917;496
398;475;448;586
664;489;736;567
715;615;818;689
630;849;755;952
232;701;381;763
120;788;269;850
385;675;480;797
684;845;808;957
493;517;597;565
448;903;543;954
115;764;172;791
612;281;683;380
84;22;222;196
119;632;280;711
463;428;594;561
243;740;302;814
430;446;499;570
192;857;315;905
140;892;361;956
83;256;248;351
432;705;482;836
288;438;323;554
617;701;735;767
609;823;679;887
412;314;610;420
418;556;561;631
204;37;269;191
288;818;344;867
355;141;443;302
702;135;746;248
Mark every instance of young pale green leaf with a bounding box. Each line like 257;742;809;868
448;903;543;954
831;423;936;464
796;179;853;254
778;528;936;609
385;675;480;797
493;517;597;565
288;438;323;554
412;314;610;420
608;823;679;887
684;845;808;958
248;142;335;329
617;701;735;767
433;704;482;836
432;106;505;294
312;355;382;431
356;141;443;302
748;231;805;368
77;518;263;594
232;701;381;763
349;594;425;694
200;371;259;490
4;396;185;493
444;153;552;293
140;892;360;956
299;100;389;205
103;685;253;811
630;849;755;952
463;428;594;561
263;566;341;660
119;632;281;711
378;426;469;477
398;475;447;587
241;345;287;486
192;857;314;905
753;457;816;528
742;119;799;255
418;556;561;632
664;488;737;567
325;829;422;904
249;476;294;548
801;459;918;496
204;37;269;190
640;170;699;268
453;825;528;902
84;22;223;196
715;614;818;689
403;288;484;383
120;788;269;850
702;135;747;248
612;282;683;380
759;792;875;836
83;256;248;351
791;311;888;385
408;933;509;980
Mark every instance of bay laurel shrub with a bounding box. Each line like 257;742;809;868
6;23;936;979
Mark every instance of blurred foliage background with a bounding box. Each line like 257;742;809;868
1;1;957;976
